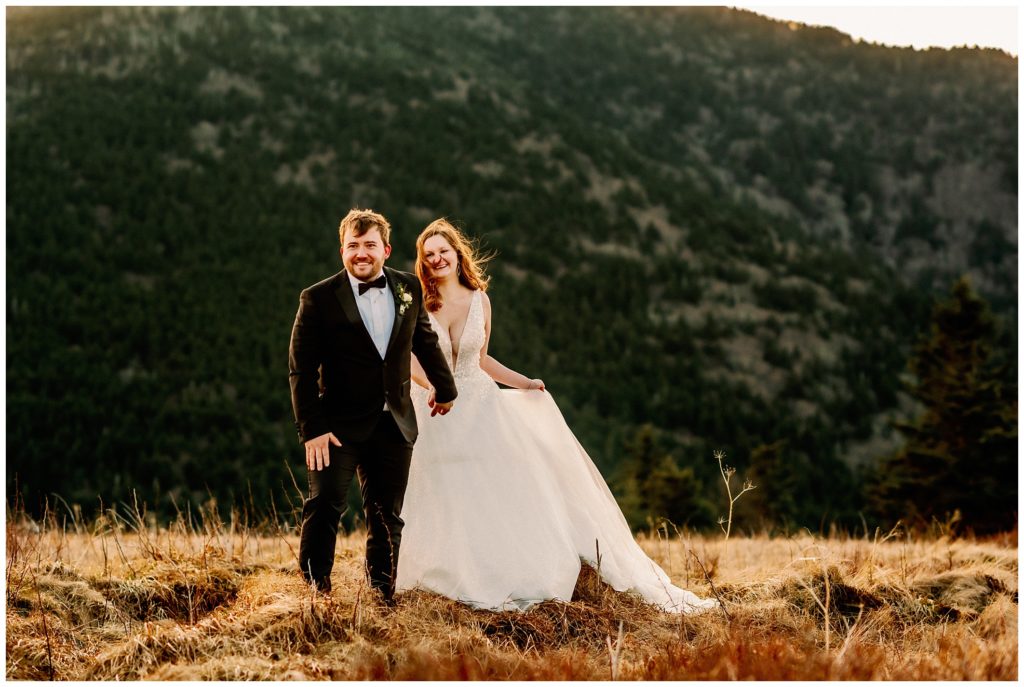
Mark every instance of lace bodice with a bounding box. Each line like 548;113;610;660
428;290;486;381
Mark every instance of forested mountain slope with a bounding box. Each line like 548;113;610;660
6;6;1016;527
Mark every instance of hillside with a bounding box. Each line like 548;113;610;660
5;6;1017;526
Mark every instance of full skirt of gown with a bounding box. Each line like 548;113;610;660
395;291;717;614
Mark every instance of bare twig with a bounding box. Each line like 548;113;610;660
33;570;55;680
106;506;137;578
352;580;364;631
606;620;624;680
689;549;731;622
834;603;865;664
801;575;831;653
714;450;756;541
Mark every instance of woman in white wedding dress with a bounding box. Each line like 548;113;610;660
395;219;717;614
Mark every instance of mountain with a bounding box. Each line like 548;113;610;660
6;6;1016;527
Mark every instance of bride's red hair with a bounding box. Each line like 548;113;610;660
415;219;492;312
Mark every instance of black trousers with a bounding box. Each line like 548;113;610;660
298;411;413;599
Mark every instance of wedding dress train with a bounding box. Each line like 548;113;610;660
395;290;717;613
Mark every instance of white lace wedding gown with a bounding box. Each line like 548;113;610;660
396;290;718;613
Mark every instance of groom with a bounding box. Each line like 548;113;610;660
288;208;457;602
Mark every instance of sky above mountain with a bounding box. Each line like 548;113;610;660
731;4;1018;55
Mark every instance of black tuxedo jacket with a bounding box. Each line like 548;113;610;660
288;266;457;444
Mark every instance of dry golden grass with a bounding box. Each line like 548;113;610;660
4;507;1017;680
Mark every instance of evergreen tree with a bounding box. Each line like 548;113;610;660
743;439;804;529
867;277;1017;534
615;425;714;531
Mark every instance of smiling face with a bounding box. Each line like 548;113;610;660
421;234;458;281
415;219;491;312
341;225;391;282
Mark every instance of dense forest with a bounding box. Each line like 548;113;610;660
6;6;1017;533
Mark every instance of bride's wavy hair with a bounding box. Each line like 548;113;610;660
415;218;493;312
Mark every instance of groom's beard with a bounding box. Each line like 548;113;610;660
348;259;383;280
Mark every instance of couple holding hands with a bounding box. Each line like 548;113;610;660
288;209;716;613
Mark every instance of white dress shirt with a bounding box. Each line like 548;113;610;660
348;270;396;359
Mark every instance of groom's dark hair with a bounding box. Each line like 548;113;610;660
339;209;392;247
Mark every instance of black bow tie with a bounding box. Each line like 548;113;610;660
358;274;387;295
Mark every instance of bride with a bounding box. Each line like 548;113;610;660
395;219;717;614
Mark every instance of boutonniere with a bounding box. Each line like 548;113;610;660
395;282;413;316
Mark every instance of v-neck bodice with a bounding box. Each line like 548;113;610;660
428;290;484;378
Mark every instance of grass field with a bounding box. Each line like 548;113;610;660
4;506;1017;680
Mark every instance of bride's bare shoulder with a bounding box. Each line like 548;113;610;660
478;290;492;320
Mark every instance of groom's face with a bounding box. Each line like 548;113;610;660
341;226;391;281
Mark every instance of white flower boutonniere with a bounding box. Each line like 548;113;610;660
395;282;413;316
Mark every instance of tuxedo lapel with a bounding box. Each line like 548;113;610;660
383;267;408;358
333;271;379;353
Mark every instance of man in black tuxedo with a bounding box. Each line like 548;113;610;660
289;208;457;602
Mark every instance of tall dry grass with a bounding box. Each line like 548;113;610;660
4;500;1017;680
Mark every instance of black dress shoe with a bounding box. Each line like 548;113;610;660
369;586;396;608
305;576;332;593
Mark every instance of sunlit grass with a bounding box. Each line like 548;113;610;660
5;502;1017;680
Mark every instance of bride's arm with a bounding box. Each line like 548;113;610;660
478;292;545;391
410;354;431;389
482;354;545;391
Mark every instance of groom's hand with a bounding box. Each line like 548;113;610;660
305;432;342;471
431;401;453;416
430;400;454;417
426;389;453;416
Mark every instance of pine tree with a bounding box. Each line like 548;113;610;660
614;425;714;531
867;277;1017;534
744;439;804;528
